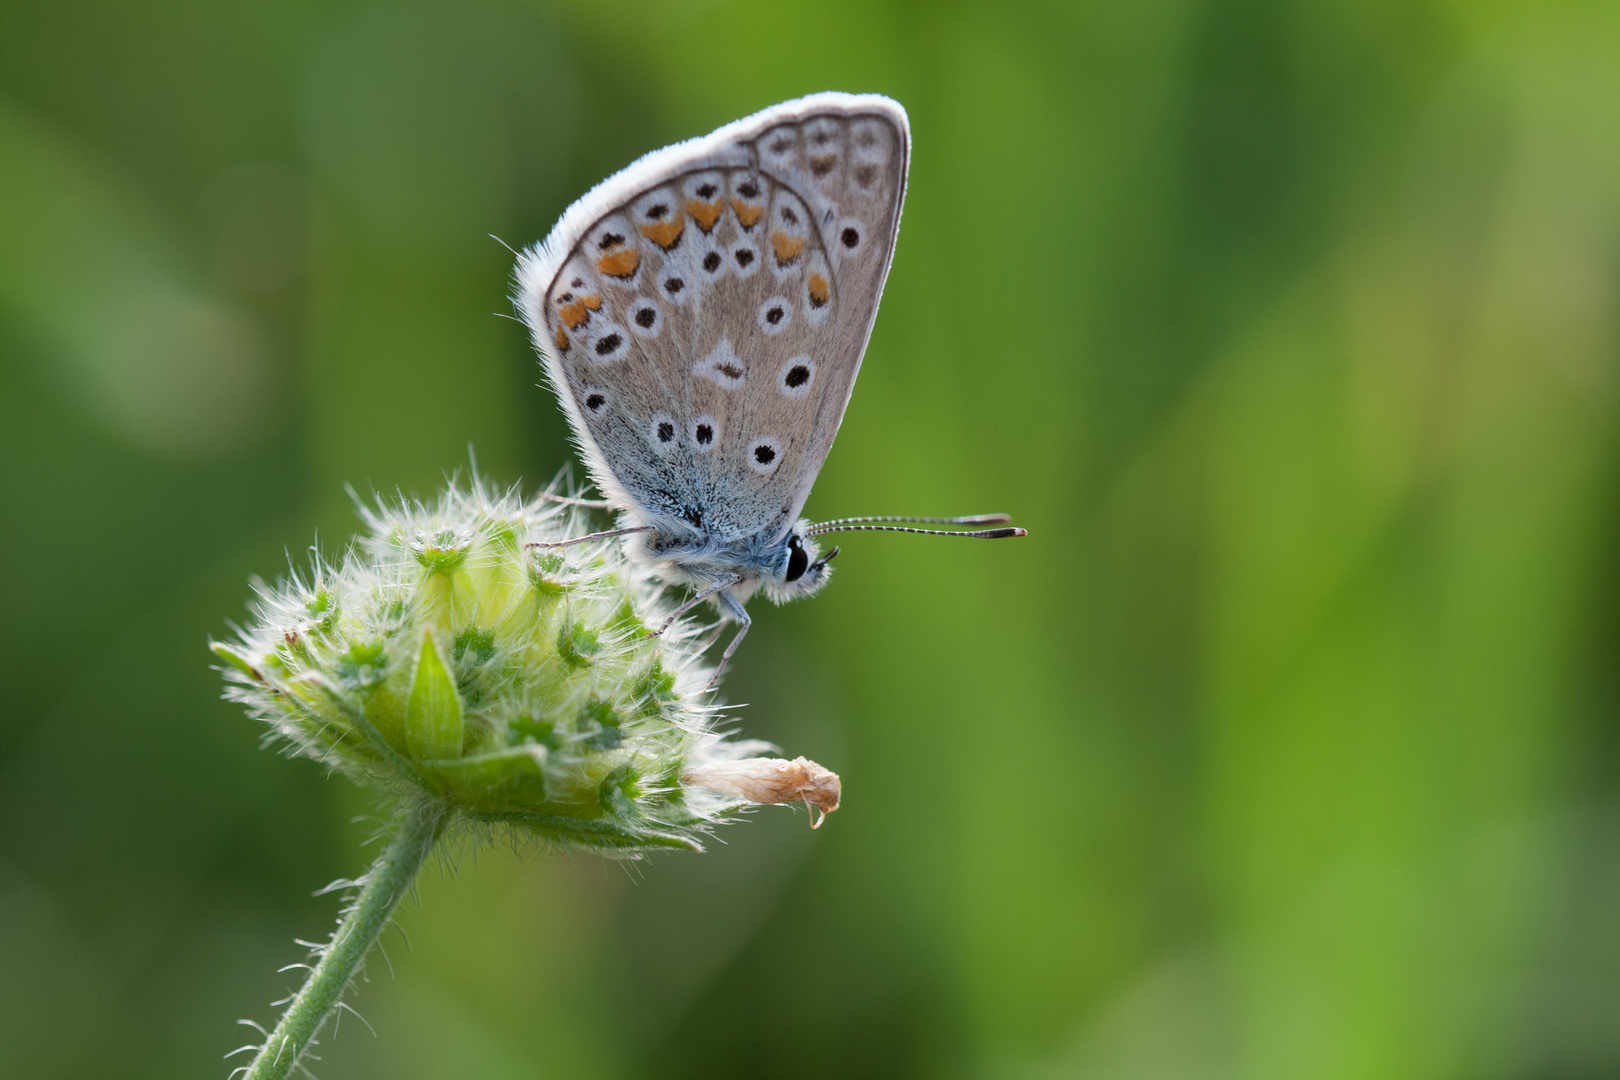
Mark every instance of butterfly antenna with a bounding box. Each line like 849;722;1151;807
805;524;1026;539
809;513;1013;529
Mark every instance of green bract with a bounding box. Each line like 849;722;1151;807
213;478;790;854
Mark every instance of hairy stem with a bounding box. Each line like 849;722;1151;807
240;800;448;1080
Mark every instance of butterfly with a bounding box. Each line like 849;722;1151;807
514;93;1023;672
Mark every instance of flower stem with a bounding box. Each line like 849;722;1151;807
242;799;448;1080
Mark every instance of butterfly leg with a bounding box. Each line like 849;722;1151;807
652;573;742;637
707;592;752;688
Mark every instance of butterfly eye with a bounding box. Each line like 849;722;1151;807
783;534;810;583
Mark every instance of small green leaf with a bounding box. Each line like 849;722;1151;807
336;639;388;689
528;557;569;600
507;714;561;751
453;625;497;666
406;628;463;760
210;640;262;681
303;587;338;632
632;661;678;717
610;595;645;634
556;620;600;667
582;696;624;750
412;528;471;573
420;745;548;811
599;764;643;818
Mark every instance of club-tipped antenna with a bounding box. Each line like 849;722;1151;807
810;513;1013;529
805;523;1026;539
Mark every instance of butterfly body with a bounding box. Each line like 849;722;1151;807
627;520;827;602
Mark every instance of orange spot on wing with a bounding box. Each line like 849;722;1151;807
686;199;722;232
639;216;685;250
731;200;764;228
771;232;806;266
558;297;596;329
597;249;640;278
808;273;830;307
554;326;570;353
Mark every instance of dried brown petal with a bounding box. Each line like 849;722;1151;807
683;756;841;827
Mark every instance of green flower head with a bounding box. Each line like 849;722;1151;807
213;476;839;854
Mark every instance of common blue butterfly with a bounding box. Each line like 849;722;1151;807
515;93;1023;672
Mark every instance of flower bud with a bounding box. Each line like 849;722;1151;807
213;478;839;853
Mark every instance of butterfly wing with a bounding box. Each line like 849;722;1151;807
515;93;909;543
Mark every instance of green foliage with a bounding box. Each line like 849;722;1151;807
3;0;1620;1077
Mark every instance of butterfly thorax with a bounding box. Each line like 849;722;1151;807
622;514;833;609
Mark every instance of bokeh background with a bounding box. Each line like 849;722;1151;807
3;1;1619;1077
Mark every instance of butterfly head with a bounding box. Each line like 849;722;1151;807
762;524;839;603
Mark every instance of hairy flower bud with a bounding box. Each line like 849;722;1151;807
213;477;838;853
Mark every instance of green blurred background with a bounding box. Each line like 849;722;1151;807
3;1;1619;1077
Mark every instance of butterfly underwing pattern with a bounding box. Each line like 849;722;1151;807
514;93;1022;671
